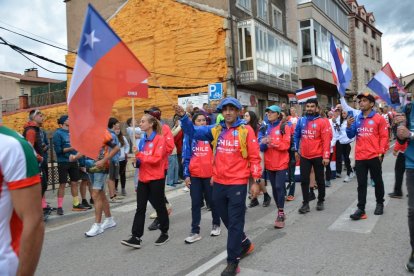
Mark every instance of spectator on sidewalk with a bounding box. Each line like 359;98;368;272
52;115;87;215
115;127;130;196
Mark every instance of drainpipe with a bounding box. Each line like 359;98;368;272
228;0;238;98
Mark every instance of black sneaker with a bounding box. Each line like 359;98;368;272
148;218;160;231
240;240;254;259
309;190;316;201
248;198;259;208
406;252;414;272
121;236;141;249
57;207;64;216
221;262;240;276
154;233;169;246
72;204;88;212
298;203;310;214
262;194;271;207
89;198;94;205
374;204;384;215
82;199;93;209
350;209;367;220
316;201;325;211
388;192;403;199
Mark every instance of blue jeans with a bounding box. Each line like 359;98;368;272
213;183;250;264
167;154;178;185
268;170;287;209
90;173;108;190
190;177;220;234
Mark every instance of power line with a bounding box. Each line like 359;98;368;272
0;37;73;70
0;20;69;50
14;49;71;75
0;26;77;54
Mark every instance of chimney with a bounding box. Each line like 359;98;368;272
24;68;38;78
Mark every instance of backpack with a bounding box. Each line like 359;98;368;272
211;124;248;159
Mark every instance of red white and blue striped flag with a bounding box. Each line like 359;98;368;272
296;86;317;104
329;36;352;96
367;63;397;106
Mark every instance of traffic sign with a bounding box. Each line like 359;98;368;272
208;83;223;100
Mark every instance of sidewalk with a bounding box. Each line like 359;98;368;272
43;163;187;223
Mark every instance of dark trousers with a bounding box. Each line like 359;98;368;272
406;169;414;250
115;159;127;190
300;156;325;203
40;160;48;196
287;152;296;196
355;157;385;210
394;152;406;194
132;179;169;238
190;177;220;234
325;153;333;181
268;170;287;209
213;183;250;264
336;143;353;176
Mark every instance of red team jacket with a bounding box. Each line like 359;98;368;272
162;123;175;171
188;140;213;178
294;116;332;159
346;111;389;160
258;121;292;171
180;116;262;185
136;133;167;183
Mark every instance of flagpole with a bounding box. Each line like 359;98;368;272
131;97;136;151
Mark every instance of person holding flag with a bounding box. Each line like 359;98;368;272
346;92;389;220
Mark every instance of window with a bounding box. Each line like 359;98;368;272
301;29;311;57
238;27;253;71
363;40;368;56
257;0;268;23
376;47;381;63
371;30;376;39
364;69;370;84
363;24;367;33
20;87;25;95
371;71;375;78
271;5;283;32
355;18;359;28
236;0;252;13
370;44;374;59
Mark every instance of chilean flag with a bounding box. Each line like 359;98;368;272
68;4;149;158
367;63;397;106
296;86;317;104
329;36;352;97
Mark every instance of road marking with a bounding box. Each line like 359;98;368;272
328;172;393;234
185;251;228;276
45;186;189;232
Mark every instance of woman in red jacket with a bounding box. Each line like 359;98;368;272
121;114;168;249
182;113;221;244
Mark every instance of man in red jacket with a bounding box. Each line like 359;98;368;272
294;98;331;214
174;97;262;276
346;92;389;219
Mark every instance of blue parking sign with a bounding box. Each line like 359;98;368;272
208;83;223;100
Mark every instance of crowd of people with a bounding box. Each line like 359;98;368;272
1;92;414;276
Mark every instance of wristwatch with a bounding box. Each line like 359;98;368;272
411;132;414;140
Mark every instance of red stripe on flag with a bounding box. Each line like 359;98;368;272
297;91;316;100
382;63;397;81
336;48;344;64
69;42;149;158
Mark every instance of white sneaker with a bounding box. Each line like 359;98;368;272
343;176;351;182
350;172;355;178
210;225;221;236
85;223;103;237
182;186;190;192
184;233;202;244
149;211;157;219
101;217;117;230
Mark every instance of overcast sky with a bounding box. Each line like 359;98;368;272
0;0;413;82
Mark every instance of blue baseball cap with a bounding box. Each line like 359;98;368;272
57;115;68;125
265;105;281;113
216;97;242;112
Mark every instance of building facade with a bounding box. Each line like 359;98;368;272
297;0;351;108
347;0;382;96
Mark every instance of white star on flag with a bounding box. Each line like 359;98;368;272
83;30;100;49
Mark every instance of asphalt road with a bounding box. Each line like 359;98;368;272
37;151;412;276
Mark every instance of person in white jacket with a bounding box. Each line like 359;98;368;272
326;109;341;187
336;110;355;182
